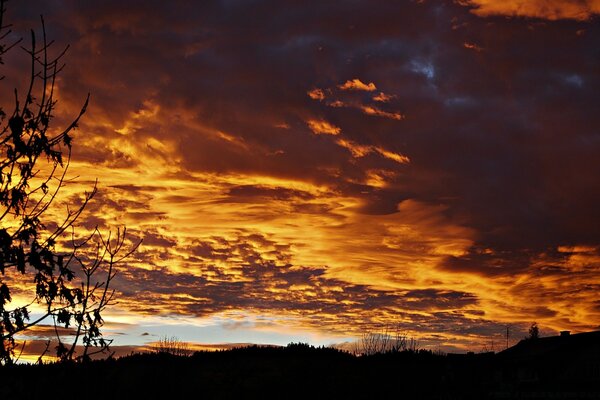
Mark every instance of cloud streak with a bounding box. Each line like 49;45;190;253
459;0;600;20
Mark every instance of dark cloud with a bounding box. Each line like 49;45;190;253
11;1;597;238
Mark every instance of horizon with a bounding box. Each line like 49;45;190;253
2;0;600;361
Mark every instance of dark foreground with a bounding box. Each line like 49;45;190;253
1;338;600;400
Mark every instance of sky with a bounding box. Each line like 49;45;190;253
2;0;600;358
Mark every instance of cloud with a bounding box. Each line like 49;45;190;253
4;0;600;350
338;79;377;91
458;0;600;20
463;42;484;52
306;119;342;135
336;138;374;158
373;147;410;164
360;105;405;120
335;139;410;164
372;92;395;103
307;88;326;100
104;230;489;343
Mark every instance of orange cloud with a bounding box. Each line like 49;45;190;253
361;106;405;120
306;119;341;135
216;130;250;150
327;100;347;108
373;92;396;103
338;79;377;91
458;0;600;20
335;138;373;158
336;139;410;164
374;147;410;164
307;88;325;100
463;42;484;52
114;100;160;136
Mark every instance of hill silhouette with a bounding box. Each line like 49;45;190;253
1;332;599;399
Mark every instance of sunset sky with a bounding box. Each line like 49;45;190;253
3;0;600;357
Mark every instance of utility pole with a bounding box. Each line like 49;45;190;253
506;326;510;350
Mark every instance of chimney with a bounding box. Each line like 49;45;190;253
560;331;570;337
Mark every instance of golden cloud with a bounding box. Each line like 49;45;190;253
458;0;600;20
336;139;410;164
373;92;396;103
361;106;405;120
335;138;373;158
374;147;410;164
338;79;377;91
306;119;342;135
307;88;326;100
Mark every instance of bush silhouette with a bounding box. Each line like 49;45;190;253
153;336;192;357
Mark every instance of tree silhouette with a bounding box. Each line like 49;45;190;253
0;0;139;364
528;322;539;340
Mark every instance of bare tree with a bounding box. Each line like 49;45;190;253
153;336;192;357
353;325;419;356
0;1;139;364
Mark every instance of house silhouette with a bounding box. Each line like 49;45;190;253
491;330;600;397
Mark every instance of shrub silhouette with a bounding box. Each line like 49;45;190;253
352;324;419;356
153;336;192;357
0;0;139;364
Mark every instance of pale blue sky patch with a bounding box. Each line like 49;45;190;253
410;59;435;79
